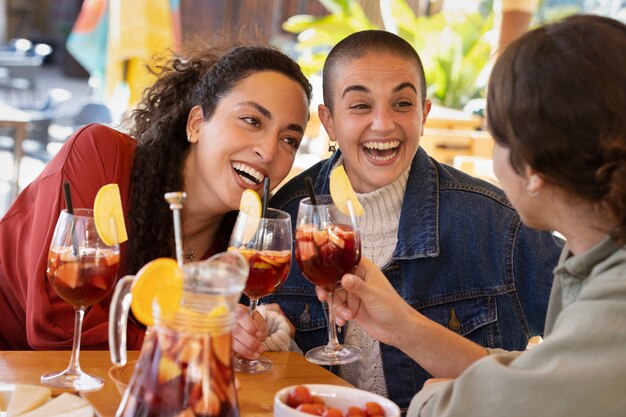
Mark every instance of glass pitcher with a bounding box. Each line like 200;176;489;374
109;252;249;417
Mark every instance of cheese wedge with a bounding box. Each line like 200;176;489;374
16;393;93;417
5;384;51;417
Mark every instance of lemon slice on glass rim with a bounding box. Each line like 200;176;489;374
329;165;365;216
93;183;128;246
236;189;262;245
130;258;183;326
239;189;262;217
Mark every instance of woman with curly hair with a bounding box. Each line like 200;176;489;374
318;15;626;416
0;43;312;351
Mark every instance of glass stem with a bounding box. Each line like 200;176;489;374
326;292;341;351
67;308;85;374
249;298;259;316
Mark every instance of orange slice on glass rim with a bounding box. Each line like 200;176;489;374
93;184;128;246
329;165;365;216
130;258;183;326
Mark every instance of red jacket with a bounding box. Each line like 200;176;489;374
0;124;145;350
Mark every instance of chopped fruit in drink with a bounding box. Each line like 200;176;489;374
158;356;182;384
130;258;183;326
208;303;229;317
237;248;257;257
252;261;272;269
296;224;316;239
212;332;232;366
192;387;221;416
313;230;329;246
297;240;318;262
259;254;280;266
329;165;365;216
175;409;196;417
103;251;120;266
91;275;109;290
93;183;128;245
55;261;79;288
178;339;202;363
328;228;345;249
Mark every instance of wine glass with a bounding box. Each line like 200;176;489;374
295;195;362;365
41;208;120;391
228;207;292;373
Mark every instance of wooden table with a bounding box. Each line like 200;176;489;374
425;105;482;131
0;351;352;417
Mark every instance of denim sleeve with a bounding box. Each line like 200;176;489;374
511;225;563;336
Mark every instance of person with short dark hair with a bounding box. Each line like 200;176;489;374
267;30;562;411
320;15;626;416
0;43;312;351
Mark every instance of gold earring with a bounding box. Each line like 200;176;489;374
187;135;192;143
328;139;337;153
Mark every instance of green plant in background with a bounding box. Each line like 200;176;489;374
389;1;493;109
282;0;377;76
282;0;494;110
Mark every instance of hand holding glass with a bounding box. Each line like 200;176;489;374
228;208;292;373
295;196;362;365
41;208;119;391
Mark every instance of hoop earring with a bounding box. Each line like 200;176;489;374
527;190;539;197
328;139;337;153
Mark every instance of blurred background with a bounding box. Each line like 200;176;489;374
0;0;624;216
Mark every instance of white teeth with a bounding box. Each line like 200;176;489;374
370;153;396;162
231;162;265;184
362;141;400;150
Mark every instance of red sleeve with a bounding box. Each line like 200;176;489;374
0;124;144;350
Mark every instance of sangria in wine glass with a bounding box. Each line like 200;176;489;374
228;207;292;373
295;195;362;365
42;208;119;391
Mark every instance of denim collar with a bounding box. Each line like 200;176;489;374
315;148;439;261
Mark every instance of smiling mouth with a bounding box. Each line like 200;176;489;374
362;141;401;162
231;162;265;185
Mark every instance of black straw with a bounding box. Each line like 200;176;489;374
63;181;79;255
304;176;317;205
63;181;73;215
262;177;270;218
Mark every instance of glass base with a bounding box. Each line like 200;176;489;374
233;355;272;374
41;368;104;392
305;344;362;366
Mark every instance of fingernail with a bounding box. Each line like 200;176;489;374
344;275;354;287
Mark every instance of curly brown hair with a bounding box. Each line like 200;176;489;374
487;15;626;245
126;44;312;274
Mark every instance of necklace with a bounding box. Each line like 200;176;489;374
184;248;196;262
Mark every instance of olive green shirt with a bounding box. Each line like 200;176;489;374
408;236;626;417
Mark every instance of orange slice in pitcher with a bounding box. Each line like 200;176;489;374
130;258;183;326
93;183;128;246
329;165;364;216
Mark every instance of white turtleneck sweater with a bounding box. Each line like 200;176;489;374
338;164;409;397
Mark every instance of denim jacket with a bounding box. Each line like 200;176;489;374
267;148;563;411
